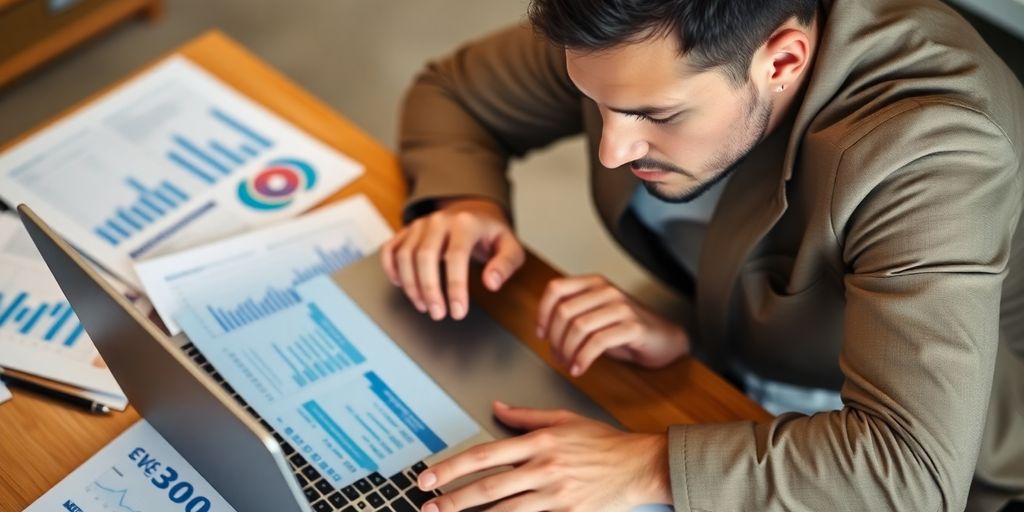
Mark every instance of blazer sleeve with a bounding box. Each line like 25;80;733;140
665;102;1023;511
398;23;583;222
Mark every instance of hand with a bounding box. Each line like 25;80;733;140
381;198;525;321
416;402;671;512
537;275;690;377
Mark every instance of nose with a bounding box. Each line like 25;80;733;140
598;115;649;169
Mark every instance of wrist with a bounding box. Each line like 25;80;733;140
629;432;673;506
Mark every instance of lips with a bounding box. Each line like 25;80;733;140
629;165;669;181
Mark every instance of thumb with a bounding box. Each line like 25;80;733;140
492;401;574;431
482;231;525;291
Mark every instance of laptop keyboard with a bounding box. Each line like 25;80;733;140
183;342;443;512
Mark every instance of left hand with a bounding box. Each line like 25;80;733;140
415;401;671;512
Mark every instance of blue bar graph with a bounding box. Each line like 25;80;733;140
205;286;302;334
292;242;364;286
0;290;86;347
165;107;275;185
93;178;192;247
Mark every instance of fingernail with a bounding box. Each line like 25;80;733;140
488;271;502;289
451;301;465;319
419;471;437;490
414;302;427;313
494;400;508;409
570;365;581;377
429;304;444;320
422;503;439;512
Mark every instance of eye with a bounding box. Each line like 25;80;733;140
625;112;675;125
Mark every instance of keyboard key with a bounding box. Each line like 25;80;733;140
389;472;412;490
341;507;357;512
390;497;417;512
342;485;360;501
294;473;308;487
380;508;393;512
366;492;385;508
303;486;320;502
380;483;399;500
315;479;334;495
354;478;373;494
313;500;332;512
282;442;295;455
406;487;435;506
368;472;387;486
289;453;307;467
302;466;320;481
328;491;348;507
411;461;428;475
354;501;368;510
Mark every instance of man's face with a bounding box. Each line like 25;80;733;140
566;35;774;203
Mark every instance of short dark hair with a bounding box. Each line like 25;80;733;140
528;0;819;84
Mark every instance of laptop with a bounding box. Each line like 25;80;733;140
17;204;626;512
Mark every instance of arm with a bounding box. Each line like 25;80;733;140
669;103;1022;511
399;22;583;221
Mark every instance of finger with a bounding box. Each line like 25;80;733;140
443;228;476;321
415;216;450;320
536;275;606;339
424;470;543;512
557;302;632;368
548;286;622;360
484;491;547;512
482;231;525;291
418;436;537;492
570;322;643;377
493;401;575;431
380;230;407;286
395;221;428;313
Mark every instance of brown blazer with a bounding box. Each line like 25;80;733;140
398;0;1024;509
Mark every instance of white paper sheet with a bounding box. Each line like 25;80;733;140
25;419;237;512
0;56;362;288
0;215;127;409
0;380;10;405
135;194;392;335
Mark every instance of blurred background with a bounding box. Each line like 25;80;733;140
0;0;1021;315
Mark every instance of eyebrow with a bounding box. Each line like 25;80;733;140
607;104;685;117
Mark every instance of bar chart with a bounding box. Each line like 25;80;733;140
181;237;366;335
93;178;191;247
292;242;364;286
165;107;274;186
0;290;86;348
205;286;301;334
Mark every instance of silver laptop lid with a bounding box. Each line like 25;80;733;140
17;204;307;512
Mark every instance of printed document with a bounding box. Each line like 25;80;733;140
176;276;480;488
0;56;362;287
135;194;391;335
0;214;127;409
25;419;236;512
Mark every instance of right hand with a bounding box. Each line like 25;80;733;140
380;198;525;321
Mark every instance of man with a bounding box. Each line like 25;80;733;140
381;0;1024;510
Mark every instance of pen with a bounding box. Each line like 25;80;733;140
0;367;111;414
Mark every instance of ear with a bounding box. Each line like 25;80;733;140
751;21;814;94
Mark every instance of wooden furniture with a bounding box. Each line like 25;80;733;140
0;0;162;88
0;30;772;511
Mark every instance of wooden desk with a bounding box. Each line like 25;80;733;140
0;30;771;511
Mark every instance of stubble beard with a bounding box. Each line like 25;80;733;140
642;82;774;204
